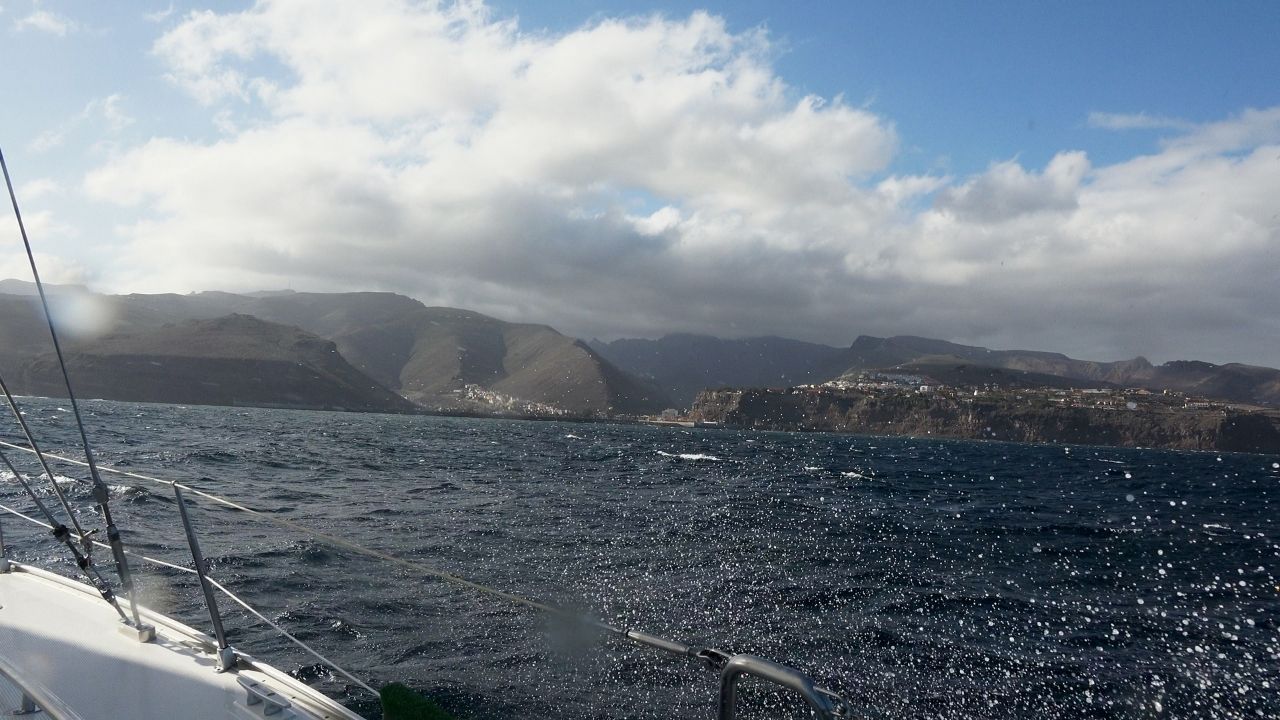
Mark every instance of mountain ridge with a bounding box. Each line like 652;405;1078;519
597;333;1280;408
0;286;668;415
17;314;417;413
3;280;1276;413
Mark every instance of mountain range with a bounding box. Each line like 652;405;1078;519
593;333;1280;408
0;284;664;415
1;281;1277;415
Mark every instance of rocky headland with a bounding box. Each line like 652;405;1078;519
689;386;1280;454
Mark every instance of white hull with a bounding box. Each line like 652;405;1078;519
0;562;364;720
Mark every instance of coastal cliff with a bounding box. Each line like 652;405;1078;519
0;286;667;416
16;315;417;413
690;387;1280;454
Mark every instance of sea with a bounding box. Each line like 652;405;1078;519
1;396;1277;719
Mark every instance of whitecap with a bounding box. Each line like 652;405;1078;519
656;450;721;462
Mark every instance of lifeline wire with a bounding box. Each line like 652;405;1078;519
0;439;574;621
0;441;701;639
0;443;127;621
0;148;848;716
0;501;378;697
0;371;89;543
0;438;849;709
206;577;380;696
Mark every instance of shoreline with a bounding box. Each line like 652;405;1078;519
11;393;1280;457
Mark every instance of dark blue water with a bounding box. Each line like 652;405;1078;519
1;397;1277;719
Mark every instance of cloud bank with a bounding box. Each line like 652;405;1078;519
83;0;1280;366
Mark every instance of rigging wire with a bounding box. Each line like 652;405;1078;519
0;500;379;697
0;450;128;620
0;441;849;709
0;144;145;629
0;438;582;622
0;149;847;716
0;372;90;542
206;577;381;696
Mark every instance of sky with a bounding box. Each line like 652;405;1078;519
1;1;1278;366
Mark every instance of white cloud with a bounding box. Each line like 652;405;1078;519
14;8;75;36
100;0;897;286
936;152;1089;223
17;178;60;201
82;0;1280;367
1088;111;1193;131
27;93;134;153
143;3;175;23
28;128;67;153
92;94;135;131
631;206;681;236
9;209;76;241
0;252;89;286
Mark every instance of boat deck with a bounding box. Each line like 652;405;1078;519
0;562;364;720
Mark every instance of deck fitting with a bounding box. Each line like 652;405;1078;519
118;622;156;643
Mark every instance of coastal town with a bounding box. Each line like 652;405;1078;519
669;370;1280;453
812;370;1270;414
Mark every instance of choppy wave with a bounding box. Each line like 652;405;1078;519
0;396;1276;719
656;450;721;461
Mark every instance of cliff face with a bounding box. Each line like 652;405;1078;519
0;287;667;416
324;307;667;414
160;292;668;413
690;388;1280;454
15;315;418;413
